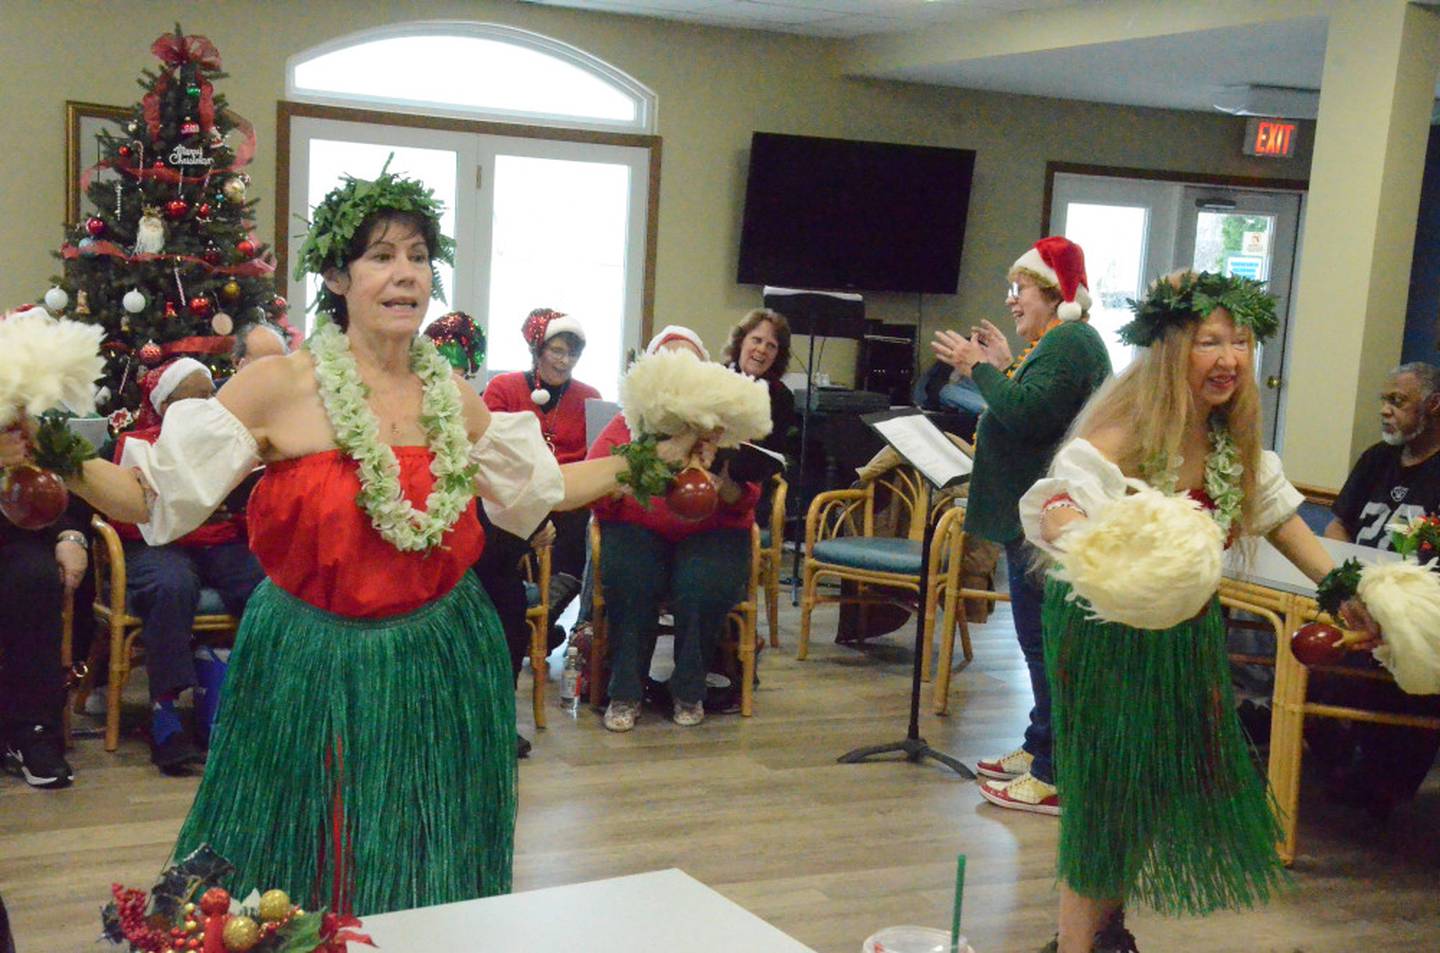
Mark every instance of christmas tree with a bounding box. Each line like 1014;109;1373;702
43;26;290;428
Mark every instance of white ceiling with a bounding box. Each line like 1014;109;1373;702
525;0;1346;114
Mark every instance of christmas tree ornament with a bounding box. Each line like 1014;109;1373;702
235;238;257;259
164;299;178;319
122;288;147;313
255;890;290;923
75;290;91;316
165;198;190;220
153;159;167;169
140;341;164;365
181;119;200;136
188;295;213;318
134;207;167;254
126;119;140;136
220;280;241;301
210;311;233;335
187;83;201;98
269;295;287;314
43;286;70;313
222;176;246;204
202;244;222;265
220;916;259;952
196;202;213;221
85;216;107;238
77;238;99;257
117;144;132;159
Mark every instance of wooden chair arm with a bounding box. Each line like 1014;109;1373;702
768;475;788;555
804;488;866;552
90;515;127;613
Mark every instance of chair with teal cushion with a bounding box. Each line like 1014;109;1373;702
757;475;788;648
796;462;970;682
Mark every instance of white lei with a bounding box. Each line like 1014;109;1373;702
308;318;477;552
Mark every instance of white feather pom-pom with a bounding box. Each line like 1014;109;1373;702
1357;561;1440;694
0;306;106;426
620;349;772;446
1054;487;1225;630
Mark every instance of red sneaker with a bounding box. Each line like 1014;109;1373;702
978;773;1060;816
975;747;1033;781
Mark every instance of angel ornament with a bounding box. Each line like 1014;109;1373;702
133;206;166;255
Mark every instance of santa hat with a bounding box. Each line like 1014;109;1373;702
143;357;212;413
1010;236;1092;322
644;325;710;361
521;308;585;350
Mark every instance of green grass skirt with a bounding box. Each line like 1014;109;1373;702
172;575;516;917
1043;578;1286;916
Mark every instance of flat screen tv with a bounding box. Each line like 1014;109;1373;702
736;132;976;295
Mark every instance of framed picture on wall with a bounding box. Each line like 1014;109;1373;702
65;100;131;227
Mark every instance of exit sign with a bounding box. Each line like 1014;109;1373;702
1243;118;1299;158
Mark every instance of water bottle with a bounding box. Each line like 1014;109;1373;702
559;646;581;714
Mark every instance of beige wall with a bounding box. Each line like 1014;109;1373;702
1;0;1312;386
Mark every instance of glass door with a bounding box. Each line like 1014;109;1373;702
1175;187;1301;444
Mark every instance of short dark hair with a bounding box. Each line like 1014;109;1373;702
320;209;443;330
725;308;792;382
232;320;290;361
535;330;585;360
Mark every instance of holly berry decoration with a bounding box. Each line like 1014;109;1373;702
666;466;718;522
0;463;70;531
85;216;107;238
188;295;213;318
165;198;190;220
235;238;257;259
140;341;164;365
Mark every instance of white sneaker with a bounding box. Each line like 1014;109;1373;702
603;700;640;732
672;700;705;727
975;746;1033;780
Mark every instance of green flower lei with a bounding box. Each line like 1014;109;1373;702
307;316;478;552
1146;418;1243;536
30;411;97;479
292;156;456;310
1119;271;1278;347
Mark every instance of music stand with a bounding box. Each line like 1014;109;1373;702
761;287;866;602
836;408;974;777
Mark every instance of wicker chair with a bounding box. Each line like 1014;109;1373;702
795;463;968;682
521;542;552;728
758;474;789;648
76;517;239;752
586;520;761;716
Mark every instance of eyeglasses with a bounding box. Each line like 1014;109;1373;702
1005;282;1023;300
542;345;576;362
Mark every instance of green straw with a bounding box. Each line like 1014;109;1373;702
950;853;966;952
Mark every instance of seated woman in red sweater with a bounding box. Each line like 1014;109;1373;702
588;330;761;732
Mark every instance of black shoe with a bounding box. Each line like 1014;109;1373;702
1094;910;1140;953
3;723;74;789
516;734;532;759
150;732;203;776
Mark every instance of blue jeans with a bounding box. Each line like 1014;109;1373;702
939;378;988;415
1006;538;1052;784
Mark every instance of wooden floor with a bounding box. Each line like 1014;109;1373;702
3;597;1437;953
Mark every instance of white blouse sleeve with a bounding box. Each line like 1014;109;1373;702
1251;449;1304;537
119;398;261;546
1019;438;1135;558
470;411;566;540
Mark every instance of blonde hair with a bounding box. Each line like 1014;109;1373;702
1070;308;1264;534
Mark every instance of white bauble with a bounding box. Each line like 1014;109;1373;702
122;289;147;314
44;286;69;313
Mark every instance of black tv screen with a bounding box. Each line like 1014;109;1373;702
736;132;976;295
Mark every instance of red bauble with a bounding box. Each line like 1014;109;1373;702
164;199;190;220
117;145;132;159
152;159;167;169
270;296;287;314
139;341;164;364
188;295;212;317
198;887;231;917
235;239;257;259
1291;621;1347;667
85;216;106;238
0;465;70;530
665;466;718;522
196;202;213;220
202;245;223;265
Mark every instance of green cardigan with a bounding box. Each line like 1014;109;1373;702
964;321;1111;545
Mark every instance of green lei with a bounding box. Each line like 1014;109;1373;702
1147;419;1243;536
1120;271;1278;347
307;317;478;552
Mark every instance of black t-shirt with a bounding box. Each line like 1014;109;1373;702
1332;442;1440;549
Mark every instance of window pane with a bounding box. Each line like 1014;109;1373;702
1193;211;1276;282
302;141;457;332
294;36;637;124
486;155;631;400
1064;202;1148;374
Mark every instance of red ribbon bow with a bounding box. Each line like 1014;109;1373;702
143;32;221;141
151;32;222;70
319;912;376;952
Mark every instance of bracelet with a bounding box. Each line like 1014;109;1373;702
1316;557;1363;617
610;436;678;506
1042;493;1085;517
56;530;86;547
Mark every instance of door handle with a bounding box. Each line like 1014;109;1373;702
1266;375;1282;389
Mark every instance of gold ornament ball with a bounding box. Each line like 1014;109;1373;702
221;915;261;952
221;280;241;301
256;889;291;923
222;177;247;205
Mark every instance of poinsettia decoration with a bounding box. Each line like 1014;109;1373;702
1388;513;1440;565
101;845;373;953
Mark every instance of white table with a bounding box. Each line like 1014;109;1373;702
353;869;820;952
1223;536;1394;596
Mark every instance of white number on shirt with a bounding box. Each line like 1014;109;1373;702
1354;501;1425;549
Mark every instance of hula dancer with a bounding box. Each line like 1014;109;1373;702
0;165;696;916
1017;271;1378;952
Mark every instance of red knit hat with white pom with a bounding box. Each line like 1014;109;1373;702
1010;236;1091;322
